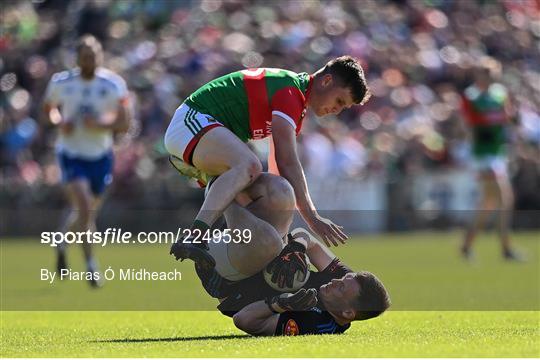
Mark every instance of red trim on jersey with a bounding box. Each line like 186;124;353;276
243;70;271;140
182;123;223;165
271;86;305;136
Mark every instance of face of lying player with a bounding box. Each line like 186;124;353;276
319;273;360;318
77;46;101;79
311;74;355;117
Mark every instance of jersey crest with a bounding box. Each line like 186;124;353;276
284;319;300;336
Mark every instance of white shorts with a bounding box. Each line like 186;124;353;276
207;239;249;281
473;155;508;177
164;103;223;165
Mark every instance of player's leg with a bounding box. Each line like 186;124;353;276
63;153;112;287
83;152;114;285
56;182;85;272
64;179;95;267
462;169;494;258
238;173;296;238
493;165;522;260
56;153;92;272
190;127;263;228
83;194;104;282
164;105;262;231
170;172;295;275
217;174;296;278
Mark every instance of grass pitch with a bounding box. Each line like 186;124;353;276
1;232;539;357
1;311;538;357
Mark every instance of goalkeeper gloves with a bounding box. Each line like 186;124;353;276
266;288;318;313
265;239;309;289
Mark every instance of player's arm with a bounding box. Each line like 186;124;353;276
233;289;317;336
290;228;335;271
504;97;518;125
271;115;313;213
232;300;279;336
110;98;130;133
267;136;279;175
272;116;347;247
41;81;73;134
42;102;62;125
264;229;337;290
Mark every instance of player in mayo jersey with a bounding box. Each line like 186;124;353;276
165;56;371;266
460;61;523;261
42;35;131;286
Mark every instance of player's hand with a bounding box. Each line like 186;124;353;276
266;288;318;313
266;241;309;289
306;215;348;247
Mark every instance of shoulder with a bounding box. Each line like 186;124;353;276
488;83;508;101
49;69;78;84
464;85;480;100
264;68;302;84
96;68;127;90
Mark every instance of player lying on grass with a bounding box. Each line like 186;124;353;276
164;56;371;249
227;228;390;336
171;173;390;336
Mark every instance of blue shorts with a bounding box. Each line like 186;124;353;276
58;152;113;196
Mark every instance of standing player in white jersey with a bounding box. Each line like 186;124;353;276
42;35;131;287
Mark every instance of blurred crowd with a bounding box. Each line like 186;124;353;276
1;0;539;215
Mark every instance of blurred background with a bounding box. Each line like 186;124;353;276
1;0;539;235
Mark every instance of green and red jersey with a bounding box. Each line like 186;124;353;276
184;68;312;142
462;83;510;157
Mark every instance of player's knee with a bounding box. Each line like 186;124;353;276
258;232;283;262
266;177;295;210
71;196;92;225
239;157;262;184
501;189;514;208
74;209;91;228
79;205;92;223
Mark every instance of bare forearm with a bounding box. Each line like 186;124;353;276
292;229;334;271
233;301;278;336
277;159;317;221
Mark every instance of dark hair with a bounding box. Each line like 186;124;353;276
353;271;391;321
323;56;371;105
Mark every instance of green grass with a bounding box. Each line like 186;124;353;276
1;231;539;357
1;311;538;357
